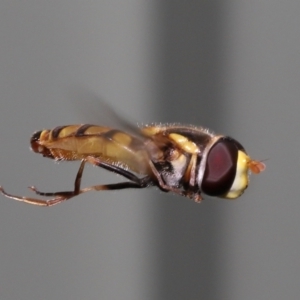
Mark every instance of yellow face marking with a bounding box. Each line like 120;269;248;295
169;133;199;154
224;150;250;199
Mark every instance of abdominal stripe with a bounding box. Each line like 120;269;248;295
51;126;68;139
75;124;93;136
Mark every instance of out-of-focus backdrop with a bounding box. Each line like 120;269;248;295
0;1;299;300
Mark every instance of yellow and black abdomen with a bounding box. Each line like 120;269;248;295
30;125;149;174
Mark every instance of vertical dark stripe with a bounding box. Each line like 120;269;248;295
51;126;68;139
103;129;122;140
75;124;93;136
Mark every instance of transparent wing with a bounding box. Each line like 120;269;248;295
66;85;142;138
39;125;150;174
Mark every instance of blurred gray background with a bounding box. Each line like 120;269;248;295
0;1;299;299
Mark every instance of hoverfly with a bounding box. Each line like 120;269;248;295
0;123;265;206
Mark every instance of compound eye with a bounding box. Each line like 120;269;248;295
201;138;240;196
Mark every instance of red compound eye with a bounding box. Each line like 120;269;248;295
201;138;244;196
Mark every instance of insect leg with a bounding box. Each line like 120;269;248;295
147;160;203;201
0;159;87;206
71;156;153;194
84;156;152;185
29;158;86;197
147;161;182;193
0;159;153;206
78;176;151;194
